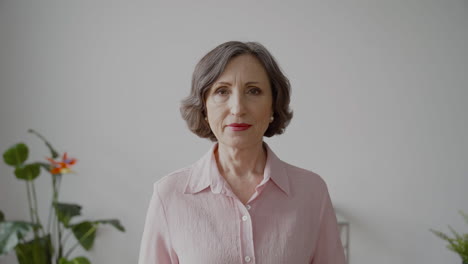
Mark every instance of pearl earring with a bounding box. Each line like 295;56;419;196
270;116;274;122
204;116;208;121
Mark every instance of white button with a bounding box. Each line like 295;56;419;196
246;205;251;210
245;256;251;262
242;215;248;221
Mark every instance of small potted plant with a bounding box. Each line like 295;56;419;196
430;210;468;264
0;129;125;264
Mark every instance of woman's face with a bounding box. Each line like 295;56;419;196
205;54;273;149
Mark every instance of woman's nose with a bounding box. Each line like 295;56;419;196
229;92;246;117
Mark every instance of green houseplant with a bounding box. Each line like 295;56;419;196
430;210;468;264
0;129;125;264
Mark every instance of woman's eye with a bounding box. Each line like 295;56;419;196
215;88;228;95
248;87;262;95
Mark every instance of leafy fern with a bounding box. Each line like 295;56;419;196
430;210;468;263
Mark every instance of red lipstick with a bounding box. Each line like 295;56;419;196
228;123;252;131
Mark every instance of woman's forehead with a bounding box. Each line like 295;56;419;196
216;55;269;83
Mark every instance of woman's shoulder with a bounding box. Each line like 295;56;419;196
152;166;192;197
155;165;193;184
282;160;328;188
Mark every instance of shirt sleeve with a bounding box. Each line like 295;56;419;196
310;184;346;264
138;183;178;264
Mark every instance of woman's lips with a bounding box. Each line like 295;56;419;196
228;123;252;131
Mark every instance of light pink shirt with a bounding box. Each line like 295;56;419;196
138;142;345;264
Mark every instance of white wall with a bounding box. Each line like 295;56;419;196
1;1;467;263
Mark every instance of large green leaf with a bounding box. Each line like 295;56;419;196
58;256;91;264
71;222;96;251
54;203;82;227
15;235;53;264
3;143;28;167
94;219;125;232
14;163;41;181
0;221;35;255
69;219;124;252
28;129;59;159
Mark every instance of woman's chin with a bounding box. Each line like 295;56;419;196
219;137;263;149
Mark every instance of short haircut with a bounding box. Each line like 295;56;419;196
180;41;293;141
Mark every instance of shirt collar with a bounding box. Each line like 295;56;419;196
183;141;290;196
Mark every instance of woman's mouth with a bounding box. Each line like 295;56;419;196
227;123;252;131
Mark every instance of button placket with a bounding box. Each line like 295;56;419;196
238;200;255;264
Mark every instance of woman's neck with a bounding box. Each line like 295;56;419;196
215;141;267;182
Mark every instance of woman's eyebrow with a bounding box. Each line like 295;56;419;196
214;81;231;86
214;81;261;86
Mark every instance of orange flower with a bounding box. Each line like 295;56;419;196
46;152;77;175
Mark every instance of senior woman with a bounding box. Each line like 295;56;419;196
138;41;345;264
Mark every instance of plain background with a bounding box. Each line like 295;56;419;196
1;1;467;263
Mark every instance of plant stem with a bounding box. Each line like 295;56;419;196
47;174;57;262
50;174;60;263
56;174;62;200
55;208;60;262
47;174;57;234
46;202;53;233
30;181;45;237
57;224;63;260
56;174;63;261
51;208;58;262
28;129;59;159
25;181;38;238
